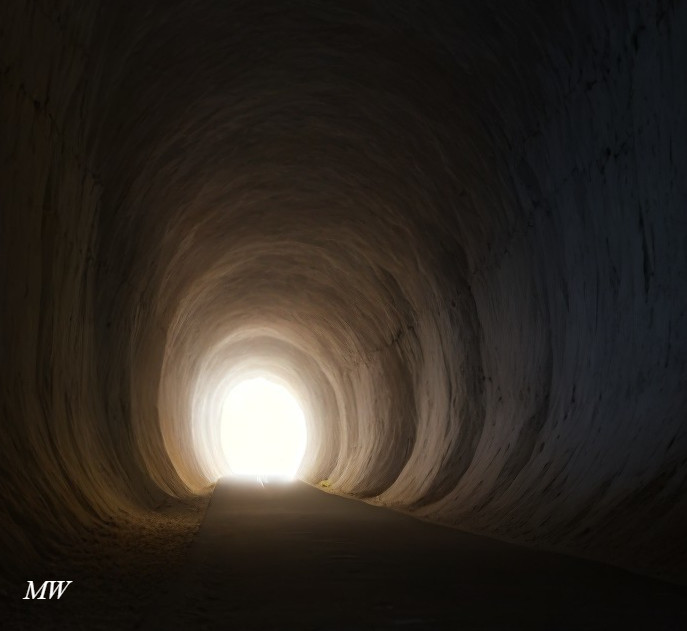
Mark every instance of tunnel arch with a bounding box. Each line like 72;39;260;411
2;0;687;587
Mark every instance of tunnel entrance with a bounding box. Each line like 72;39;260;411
220;377;307;480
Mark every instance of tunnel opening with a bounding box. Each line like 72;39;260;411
219;377;307;480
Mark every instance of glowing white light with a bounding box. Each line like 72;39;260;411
220;377;307;479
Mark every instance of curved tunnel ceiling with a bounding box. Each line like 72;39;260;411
2;0;687;584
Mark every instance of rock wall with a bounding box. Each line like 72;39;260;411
1;0;686;583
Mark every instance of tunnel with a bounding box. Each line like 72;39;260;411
2;0;687;628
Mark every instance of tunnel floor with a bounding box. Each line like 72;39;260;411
129;479;685;631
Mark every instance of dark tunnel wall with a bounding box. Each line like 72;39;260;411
1;0;687;584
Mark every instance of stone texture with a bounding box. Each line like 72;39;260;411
1;0;686;587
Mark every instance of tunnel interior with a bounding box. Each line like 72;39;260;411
2;0;687;622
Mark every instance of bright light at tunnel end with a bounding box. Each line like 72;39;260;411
220;377;307;481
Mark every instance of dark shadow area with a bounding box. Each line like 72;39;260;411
150;481;687;630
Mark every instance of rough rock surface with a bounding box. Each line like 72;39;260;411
1;0;687;589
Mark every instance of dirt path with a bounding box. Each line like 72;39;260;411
146;478;687;630
3;493;209;631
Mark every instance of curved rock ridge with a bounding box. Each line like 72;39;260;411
1;0;686;583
